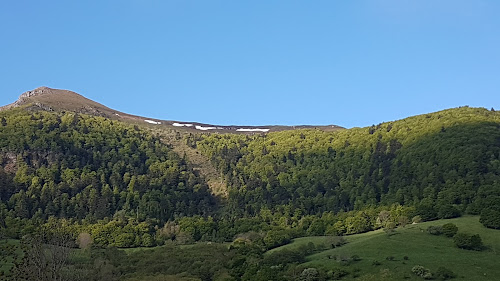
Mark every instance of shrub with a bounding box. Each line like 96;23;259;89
412;216;422;223
453;233;484;251
403;256;409;260
330;268;348;279
412;265;433;279
427;225;443;235
386;256;395;261
480;209;500;229
372;260;381;266
441;223;458;237
435;266;456;280
299;268;320;281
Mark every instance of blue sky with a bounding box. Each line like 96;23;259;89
1;1;499;128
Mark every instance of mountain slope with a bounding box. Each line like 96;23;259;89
1;87;344;133
197;106;500;218
0;87;499;248
0;109;216;230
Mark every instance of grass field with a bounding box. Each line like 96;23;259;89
270;216;500;280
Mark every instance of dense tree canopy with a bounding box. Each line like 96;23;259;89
197;107;500;218
0;108;216;239
1;106;499;248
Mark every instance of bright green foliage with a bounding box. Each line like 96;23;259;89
198;107;500;220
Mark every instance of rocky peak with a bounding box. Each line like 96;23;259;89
18;86;53;100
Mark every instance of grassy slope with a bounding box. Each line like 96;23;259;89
270;216;500;280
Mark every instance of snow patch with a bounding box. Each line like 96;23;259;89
195;125;218;131
145;120;161;125
173;123;193;127
236;128;270;132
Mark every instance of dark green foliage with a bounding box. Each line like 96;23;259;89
0;110;216;244
198;107;500;222
416;203;438;222
263;249;305;266
108;243;233;280
438;205;461;219
441;223;458;237
427;225;443;235
480;209;500;229
453;233;484;251
351;254;361;261
435;267;456;280
328;268;348;279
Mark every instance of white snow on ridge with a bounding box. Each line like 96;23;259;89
145;120;161;125
173;123;193;127
195;125;217;131
236;128;270;132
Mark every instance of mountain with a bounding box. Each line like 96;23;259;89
0;86;499;250
1;87;344;133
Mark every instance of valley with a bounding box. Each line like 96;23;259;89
0;87;499;280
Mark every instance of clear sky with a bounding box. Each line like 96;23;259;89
1;1;499;128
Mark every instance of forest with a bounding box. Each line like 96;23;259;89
1;105;500;280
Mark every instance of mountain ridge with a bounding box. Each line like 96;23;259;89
0;86;344;133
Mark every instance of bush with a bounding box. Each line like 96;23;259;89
453;233;484;251
441;223;458;237
412;265;433;279
329;268;348;279
412;216;422;223
435;266;456;280
427;226;443;235
480;209;500;229
299;268;320;281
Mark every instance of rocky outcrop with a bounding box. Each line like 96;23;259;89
15;86;53;105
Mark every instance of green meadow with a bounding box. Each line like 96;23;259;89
270;216;500;280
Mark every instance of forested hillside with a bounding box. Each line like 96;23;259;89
0;108;216;240
2;104;500;280
1;106;500;248
197;107;500;219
